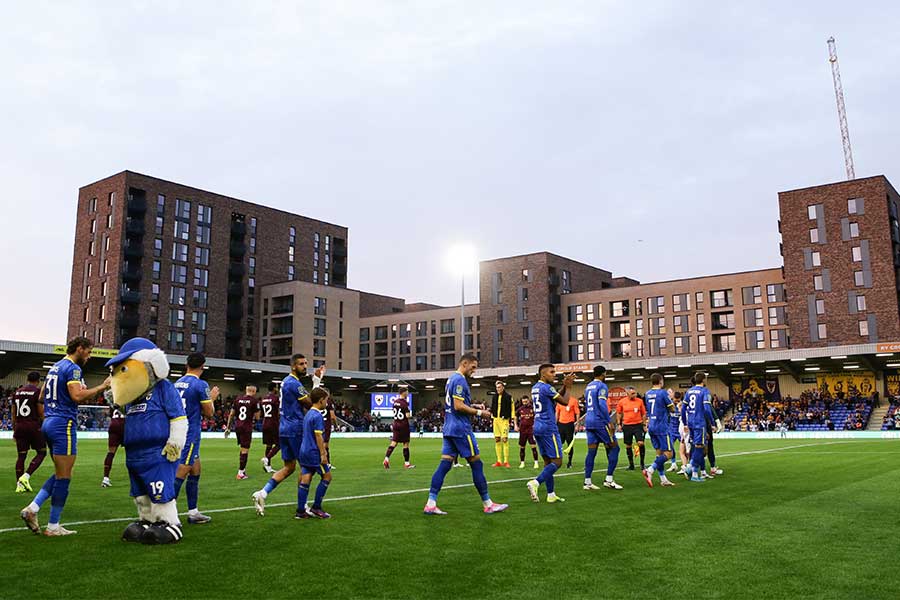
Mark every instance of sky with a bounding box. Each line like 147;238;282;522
1;1;899;343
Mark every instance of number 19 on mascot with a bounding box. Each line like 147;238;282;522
105;338;187;544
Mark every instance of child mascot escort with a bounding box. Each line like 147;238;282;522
105;338;187;544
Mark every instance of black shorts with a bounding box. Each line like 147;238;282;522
236;430;253;449
622;424;646;445
14;421;46;452
262;427;279;445
108;419;125;447
558;422;575;443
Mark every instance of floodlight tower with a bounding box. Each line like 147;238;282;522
827;36;856;180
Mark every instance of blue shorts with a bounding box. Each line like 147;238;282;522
42;417;76;456
441;433;479;459
300;464;331;476
280;435;302;462
690;428;706;447
536;431;563;459
586;427;614;446
650;432;673;452
128;460;178;504
180;439;200;466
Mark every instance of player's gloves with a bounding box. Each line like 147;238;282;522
716;419;723;434
224;429;231;438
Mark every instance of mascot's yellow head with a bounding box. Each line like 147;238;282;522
105;337;170;408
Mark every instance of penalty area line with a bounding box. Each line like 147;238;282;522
0;440;850;534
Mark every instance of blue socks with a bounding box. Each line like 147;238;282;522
654;454;667;473
691;448;704;474
34;475;55;508
606;446;620;476
536;462;559;493
313;480;330;509
49;478;70;525
297;483;310;510
174;477;185;498
263;477;279;495
428;459;453;502
585;447;598;480
186;475;200;511
469;460;490;502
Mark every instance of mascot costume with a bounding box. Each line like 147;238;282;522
105;337;187;544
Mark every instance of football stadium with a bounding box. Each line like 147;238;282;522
4;4;900;600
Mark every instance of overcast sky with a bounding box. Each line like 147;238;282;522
2;1;899;343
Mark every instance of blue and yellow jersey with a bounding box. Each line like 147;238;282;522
43;357;84;420
584;380;610;430
299;408;325;466
443;372;472;438
531;381;561;436
684;385;714;429
279;374;309;437
174;373;211;443
645;388;674;434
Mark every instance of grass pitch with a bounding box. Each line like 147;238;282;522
1;437;898;599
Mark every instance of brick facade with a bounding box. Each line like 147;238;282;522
779;176;900;348
67;171;348;361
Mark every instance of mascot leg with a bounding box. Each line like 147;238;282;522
140;500;183;545
122;496;152;542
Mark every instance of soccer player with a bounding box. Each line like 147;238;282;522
490;381;514;468
225;385;260;480
383;389;415;469
641;374;676;487
582;365;623;491
616;385;647;470
260;382;280;473
13;371;47;493
295;387;334;519
173;353;219;524
526;364;576;503
706;398;724;477
323;392;336;467
667;391;686;473
100;405;124;488
423;353;508;515
19;337;111;536
683;371;722;482
555;390;580;469
515;395;540;469
251;354;313;516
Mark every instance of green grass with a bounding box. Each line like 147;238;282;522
2;437;899;599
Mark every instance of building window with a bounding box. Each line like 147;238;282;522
314;297;327;316
314;318;326;336
698;335;707;353
190;333;206;352
89;197;97;212
849;222;859;238
852;246;862;262
635;318;644;337
313;271;318;283
195;247;210;266
810;228;819;243
848;198;858;214
635;339;644;358
440;337;456;352
817;323;827;339
106;214;113;229
154;238;162;258
650;317;666;335
568;305;583;321
193;268;208;287
568;325;584;342
712;333;736;352
193;289;208;308
745;330;765;350
854;271;864;286
248;256;256;275
741;286;762;305
807;205;818;220
288;265;295;280
169;309;185;328
168;331;185;351
673;315;690;333
568;345;584;362
857;295;867;311
769;329;787;349
815;299;825;315
375;326;387;341
586;303;598;321
172;243;188;262
561;270;571;293
156;194;165;215
170;286;186;306
151;283;159;302
650;337;667;357
811;251;821;267
744;308;764;327
814;275;823;291
155;216;164;236
767;284;785;303
694;292;704;308
768;306;786;325
101;281;107;296
174;221;190;240
313;339;326;357
710;289;733;308
858;320;869;336
697;313;706;331
175;198;191;219
610;301;629;318
521;268;530;282
152;261;161;280
712;312;735;330
672;294;689;312
440;319;455;334
674;336;690;355
192;311;208;331
648;296;665;314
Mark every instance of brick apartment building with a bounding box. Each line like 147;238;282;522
67;171;900;372
778;176;900;348
67;171;348;361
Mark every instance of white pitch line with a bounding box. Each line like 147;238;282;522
0;440;853;534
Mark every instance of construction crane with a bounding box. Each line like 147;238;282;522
827;36;855;180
